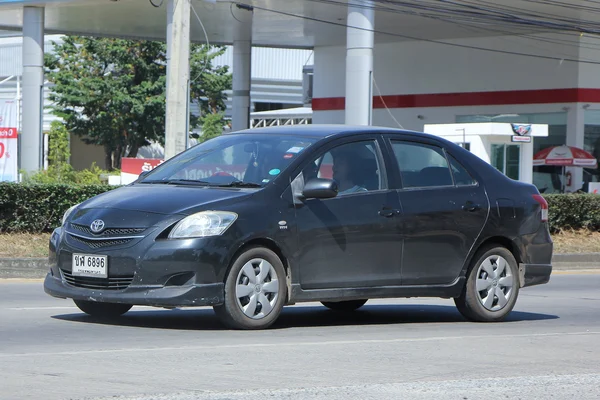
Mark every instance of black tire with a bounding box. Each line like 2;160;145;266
321;299;368;312
73;300;132;317
213;246;287;330
454;245;520;322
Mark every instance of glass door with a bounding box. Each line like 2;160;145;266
491;144;520;180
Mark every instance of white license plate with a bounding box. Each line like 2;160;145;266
72;254;108;278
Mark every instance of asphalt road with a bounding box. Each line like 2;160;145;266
1;273;599;400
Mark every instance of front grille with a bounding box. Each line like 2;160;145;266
70;235;133;249
71;224;145;236
61;269;134;290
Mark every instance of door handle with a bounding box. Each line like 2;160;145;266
379;208;400;218
462;202;481;212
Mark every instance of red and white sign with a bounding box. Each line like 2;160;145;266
533;145;598;167
120;157;164;185
121;157;164;175
0;100;18;182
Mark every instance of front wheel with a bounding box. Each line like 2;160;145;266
454;245;520;322
213;246;287;330
322;299;368;312
74;300;132;318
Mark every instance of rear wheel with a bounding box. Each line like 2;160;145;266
73;300;132;317
455;245;519;322
321;299;368;312
213;246;287;330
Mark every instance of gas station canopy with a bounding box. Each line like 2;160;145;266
0;0;590;48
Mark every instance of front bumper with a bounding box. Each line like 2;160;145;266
44;273;224;307
520;263;552;288
44;223;236;308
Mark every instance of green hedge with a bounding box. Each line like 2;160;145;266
545;193;600;233
0;182;116;233
1;183;599;234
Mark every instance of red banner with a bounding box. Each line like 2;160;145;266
121;158;164;175
0;100;18;182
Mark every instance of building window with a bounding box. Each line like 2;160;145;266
491;144;520;180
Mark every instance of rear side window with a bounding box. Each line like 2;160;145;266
448;155;477;186
390;141;453;188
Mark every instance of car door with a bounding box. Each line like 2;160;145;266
292;136;403;290
385;137;489;286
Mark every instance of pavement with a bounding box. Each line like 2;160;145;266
1;273;600;400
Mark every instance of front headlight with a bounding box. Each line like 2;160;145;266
62;203;80;226
168;211;238;239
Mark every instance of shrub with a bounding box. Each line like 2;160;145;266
544;193;600;233
0;182;116;233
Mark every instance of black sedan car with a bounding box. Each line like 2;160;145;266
44;125;553;329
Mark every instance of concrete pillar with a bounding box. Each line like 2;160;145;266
21;6;44;173
164;0;191;160
519;141;534;184
566;104;585;192
231;4;253;132
345;0;374;125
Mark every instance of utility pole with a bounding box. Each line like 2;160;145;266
165;0;191;160
231;3;253;132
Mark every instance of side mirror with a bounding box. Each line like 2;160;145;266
302;178;338;199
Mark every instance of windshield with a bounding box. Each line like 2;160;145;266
139;133;317;187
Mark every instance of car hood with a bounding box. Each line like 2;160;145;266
79;184;256;216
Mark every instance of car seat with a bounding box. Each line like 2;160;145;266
419;166;453;187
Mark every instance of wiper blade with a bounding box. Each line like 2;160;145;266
217;181;262;188
141;179;210;186
166;179;211;186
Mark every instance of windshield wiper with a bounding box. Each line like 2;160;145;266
216;181;262;188
140;179;210;186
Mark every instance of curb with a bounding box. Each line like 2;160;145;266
0;254;599;280
0;258;48;279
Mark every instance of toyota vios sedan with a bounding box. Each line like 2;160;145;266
44;125;553;329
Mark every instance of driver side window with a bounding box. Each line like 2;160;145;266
293;140;384;197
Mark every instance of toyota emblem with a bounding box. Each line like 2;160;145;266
90;219;105;233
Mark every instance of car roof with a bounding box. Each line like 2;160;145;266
230;124;434;140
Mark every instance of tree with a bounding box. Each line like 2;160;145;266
46;120;73;182
45;36;167;170
45;36;232;169
189;45;232;142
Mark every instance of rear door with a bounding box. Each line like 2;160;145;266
384;136;489;285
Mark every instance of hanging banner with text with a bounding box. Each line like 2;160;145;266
0;100;18;182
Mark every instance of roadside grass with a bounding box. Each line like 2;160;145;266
551;229;600;254
0;233;50;258
0;230;599;258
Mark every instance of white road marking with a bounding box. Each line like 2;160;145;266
6;306;78;310
1;330;599;358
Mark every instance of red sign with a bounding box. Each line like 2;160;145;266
121;158;164;175
0;128;17;138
